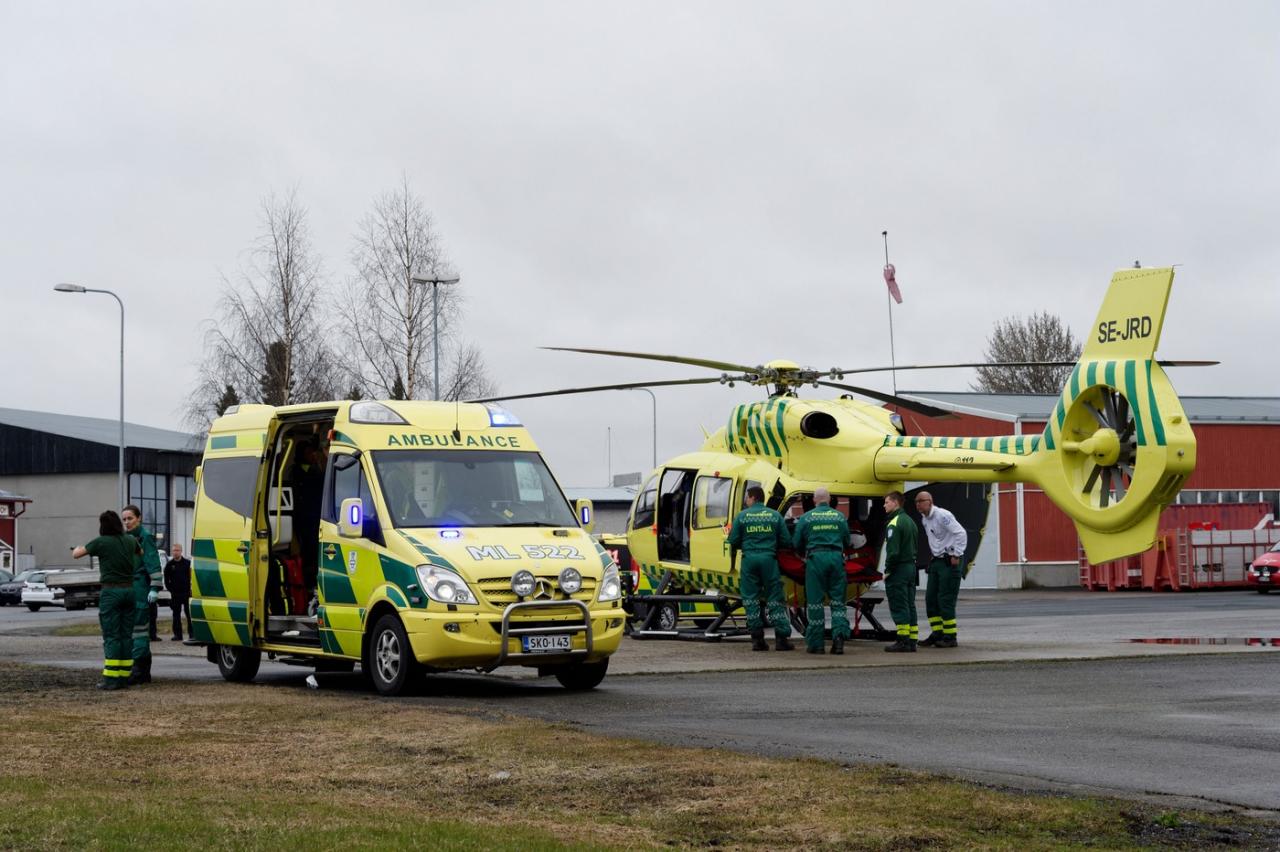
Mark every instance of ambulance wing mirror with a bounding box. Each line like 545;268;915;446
338;498;364;538
575;499;595;534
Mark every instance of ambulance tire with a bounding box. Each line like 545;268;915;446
216;645;261;682
656;603;679;631
366;613;420;696
552;658;609;691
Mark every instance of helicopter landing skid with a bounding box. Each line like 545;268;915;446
790;596;898;643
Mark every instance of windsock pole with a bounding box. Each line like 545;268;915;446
882;230;898;395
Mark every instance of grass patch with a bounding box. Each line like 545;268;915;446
0;662;1273;850
53;618;174;637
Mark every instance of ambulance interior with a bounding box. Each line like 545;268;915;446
262;416;335;645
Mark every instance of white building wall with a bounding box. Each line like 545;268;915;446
0;473;116;570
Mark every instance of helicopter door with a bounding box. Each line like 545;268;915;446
656;468;695;563
689;474;734;577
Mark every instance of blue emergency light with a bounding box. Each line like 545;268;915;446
580;504;591;525
439;529;461;539
348;503;363;527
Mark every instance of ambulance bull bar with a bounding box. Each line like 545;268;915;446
483;598;593;672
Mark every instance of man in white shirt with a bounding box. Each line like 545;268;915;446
915;491;968;648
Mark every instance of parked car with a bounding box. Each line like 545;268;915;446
21;569;101;611
0;570;39;606
0;569;12;586
1246;541;1280;594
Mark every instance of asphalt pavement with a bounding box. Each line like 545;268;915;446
4;589;1278;814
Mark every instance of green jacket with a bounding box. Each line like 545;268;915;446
728;504;788;561
883;508;918;572
130;525;163;590
792;505;850;555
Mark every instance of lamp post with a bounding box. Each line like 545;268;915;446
55;283;125;507
628;387;658;470
409;272;461;400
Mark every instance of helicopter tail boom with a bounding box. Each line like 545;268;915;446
874;267;1196;564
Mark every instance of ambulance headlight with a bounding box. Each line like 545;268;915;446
558;567;582;594
416;565;477;605
511;570;536;597
597;564;622;602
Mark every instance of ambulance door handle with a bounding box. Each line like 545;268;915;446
236;545;250;554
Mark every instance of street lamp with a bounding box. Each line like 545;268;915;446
409;271;461;400
627;387;658;470
55;283;126;507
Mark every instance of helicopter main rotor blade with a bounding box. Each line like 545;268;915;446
470;377;725;404
814;381;953;418
542;347;758;374
828;359;1218;376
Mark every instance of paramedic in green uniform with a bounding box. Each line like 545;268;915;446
881;491;919;652
122;504;162;684
71;510;141;690
793;487;851;655
727;485;795;651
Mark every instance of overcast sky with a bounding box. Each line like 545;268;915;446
3;2;1277;486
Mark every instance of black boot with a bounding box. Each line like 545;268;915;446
775;635;795;651
919;633;941;647
128;655;152;685
831;636;845;655
937;636;958;648
751;632;769;652
884;639;912;653
806;646;825;655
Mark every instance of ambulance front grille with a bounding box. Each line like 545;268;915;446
476;576;597;607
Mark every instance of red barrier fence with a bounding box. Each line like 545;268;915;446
1081;526;1280;591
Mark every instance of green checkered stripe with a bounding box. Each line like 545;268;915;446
640;562;741;596
189;537;252;646
883;434;1042;454
1042;359;1166;451
727;398;789;457
316;604;367;655
319;541;424;609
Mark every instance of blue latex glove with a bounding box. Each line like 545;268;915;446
147;590;159;605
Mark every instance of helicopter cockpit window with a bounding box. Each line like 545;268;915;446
631;474;657;530
741;480;762;509
693;475;732;529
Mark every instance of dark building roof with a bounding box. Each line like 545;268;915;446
0;407;201;477
898;393;1280;424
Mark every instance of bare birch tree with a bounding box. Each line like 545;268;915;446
186;188;335;429
971;312;1082;394
342;176;494;401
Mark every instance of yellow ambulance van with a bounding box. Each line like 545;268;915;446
190;400;624;695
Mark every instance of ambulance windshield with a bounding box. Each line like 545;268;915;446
371;449;578;529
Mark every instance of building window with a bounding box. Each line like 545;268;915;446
175;475;197;508
129;473;170;549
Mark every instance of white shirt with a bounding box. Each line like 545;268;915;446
920;505;968;558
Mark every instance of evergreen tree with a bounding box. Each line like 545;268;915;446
215;384;241;416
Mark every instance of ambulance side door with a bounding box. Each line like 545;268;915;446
317;451;382;658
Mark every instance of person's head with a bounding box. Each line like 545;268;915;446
745;485;765;507
914;491;934;516
814;487;831;506
299;441;321;466
121;505;143;532
99;510;125;537
171;543;183;559
883;491;905;513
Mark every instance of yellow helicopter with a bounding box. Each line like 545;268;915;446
478;267;1208;632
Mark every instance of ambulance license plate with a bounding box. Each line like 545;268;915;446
522;634;571;653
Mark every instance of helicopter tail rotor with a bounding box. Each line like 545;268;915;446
874;267;1198;564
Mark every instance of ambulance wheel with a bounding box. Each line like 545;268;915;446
366;613;420;696
552;658;609;691
216;645;261;682
656;602;679;631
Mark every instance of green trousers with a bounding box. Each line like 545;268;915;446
925;557;962;637
132;574;153;662
740;554;792;637
99;587;135;682
804;551;849;650
884;564;918;641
